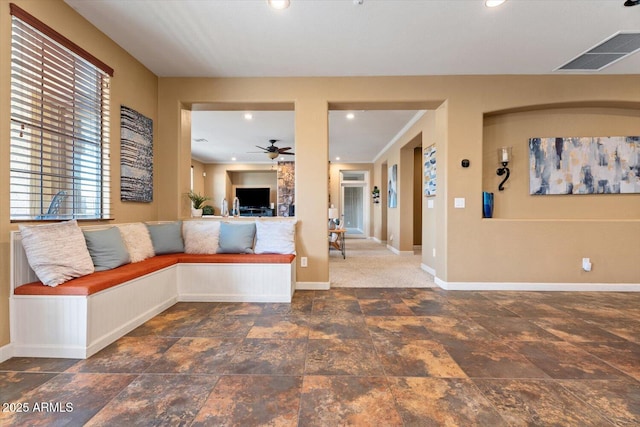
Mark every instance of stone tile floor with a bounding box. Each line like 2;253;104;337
1;288;639;426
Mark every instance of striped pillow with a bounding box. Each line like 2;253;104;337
19;220;95;287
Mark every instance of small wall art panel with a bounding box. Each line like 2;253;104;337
529;136;640;195
424;145;436;197
121;106;153;202
388;164;398;208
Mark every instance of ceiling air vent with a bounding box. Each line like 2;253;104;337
556;32;640;71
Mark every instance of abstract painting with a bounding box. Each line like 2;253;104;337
388;164;397;208
424;145;436;196
529;136;640;195
121;106;153;202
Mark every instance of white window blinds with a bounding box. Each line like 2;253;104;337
9;4;112;221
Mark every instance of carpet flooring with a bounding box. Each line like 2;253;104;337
2;287;639;426
330;238;435;288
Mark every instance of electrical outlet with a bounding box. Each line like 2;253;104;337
301;257;308;267
582;257;591;272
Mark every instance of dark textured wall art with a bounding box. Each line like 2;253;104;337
120;106;153;202
529;136;640;195
277;161;295;216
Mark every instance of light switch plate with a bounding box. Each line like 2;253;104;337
427;199;434;209
454;198;465;208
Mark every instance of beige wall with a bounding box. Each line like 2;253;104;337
157;76;639;287
2;0;640;353
0;0;158;348
191;158;206;196
482;106;640;219
375;112;439;256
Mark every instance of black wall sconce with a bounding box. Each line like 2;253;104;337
496;147;512;191
372;186;380;204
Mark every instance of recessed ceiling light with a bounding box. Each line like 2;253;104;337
244;113;253;120
346;113;355;120
267;0;290;10
335;157;341;161
485;0;506;7
231;157;237;161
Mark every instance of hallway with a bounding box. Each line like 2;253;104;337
330;238;434;288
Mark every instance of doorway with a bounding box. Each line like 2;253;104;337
340;170;368;237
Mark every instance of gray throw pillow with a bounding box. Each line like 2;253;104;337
146;221;185;254
83;227;131;271
217;222;256;254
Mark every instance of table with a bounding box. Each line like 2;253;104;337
329;228;346;259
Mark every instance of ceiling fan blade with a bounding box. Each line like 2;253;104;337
277;147;292;153
255;145;269;151
280;152;295;155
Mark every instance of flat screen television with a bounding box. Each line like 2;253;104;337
236;187;270;208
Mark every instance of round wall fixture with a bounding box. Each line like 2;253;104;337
461;159;470;168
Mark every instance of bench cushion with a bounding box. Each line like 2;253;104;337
14;253;295;296
15;255;179;296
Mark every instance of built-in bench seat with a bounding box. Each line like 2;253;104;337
14;255;179;296
10;224;297;359
14;253;295;296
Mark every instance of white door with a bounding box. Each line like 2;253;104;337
340;171;368;237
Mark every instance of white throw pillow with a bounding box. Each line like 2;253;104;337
182;221;221;254
254;220;297;254
19;220;95;287
117;223;155;262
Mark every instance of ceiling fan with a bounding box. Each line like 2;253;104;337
252;139;295;159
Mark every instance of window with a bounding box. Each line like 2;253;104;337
9;4;113;221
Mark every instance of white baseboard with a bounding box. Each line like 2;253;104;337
435;277;640;292
180;294;291;303
387;245;415;256
0;342;13;363
372;237;382;244
296;281;330;290
421;263;436;276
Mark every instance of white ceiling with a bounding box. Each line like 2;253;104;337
64;0;640;163
191;109;422;164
